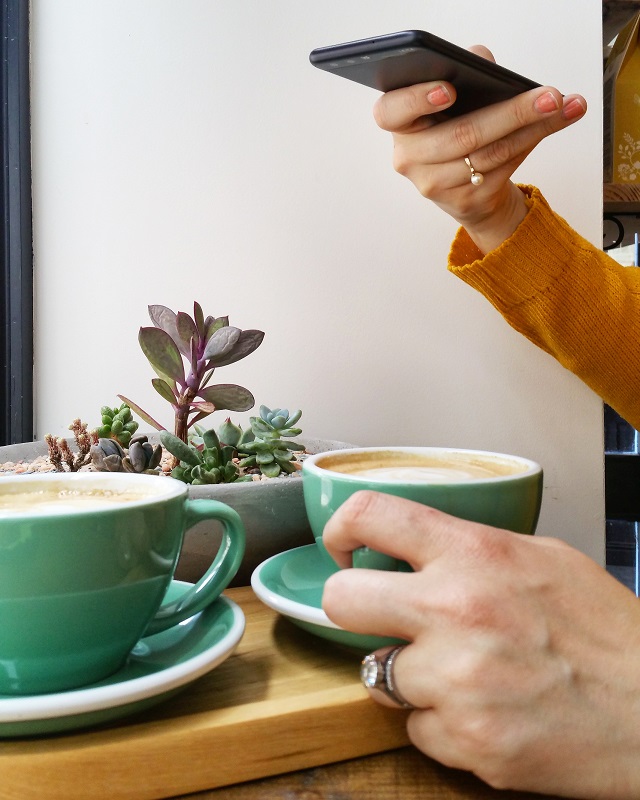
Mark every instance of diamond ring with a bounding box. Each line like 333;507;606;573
360;645;416;709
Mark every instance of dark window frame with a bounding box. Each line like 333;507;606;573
1;0;33;445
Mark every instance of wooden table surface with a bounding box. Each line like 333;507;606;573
2;587;579;800
173;591;580;800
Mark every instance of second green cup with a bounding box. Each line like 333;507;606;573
302;446;543;570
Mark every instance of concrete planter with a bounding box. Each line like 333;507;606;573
0;436;355;586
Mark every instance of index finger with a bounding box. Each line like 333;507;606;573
372;81;458;133
376;81;565;147
321;490;486;569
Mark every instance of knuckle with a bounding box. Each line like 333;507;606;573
458;595;501;632
321;570;351;617
466;526;516;565
456;711;503;755
444;647;493;694
453;713;524;787
337;489;385;529
401;85;429;117
392;147;412;177
414;174;446;200
482;769;520;792
477;751;526;792
481;136;513;168
373;86;429;131
545;536;574;556
451;118;479;154
392;155;446;200
372;97;389;130
510;93;537;128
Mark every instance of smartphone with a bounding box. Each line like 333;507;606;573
309;30;540;117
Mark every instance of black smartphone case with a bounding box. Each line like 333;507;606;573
310;30;540;116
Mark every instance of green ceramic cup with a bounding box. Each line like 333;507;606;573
0;471;245;696
302;446;543;570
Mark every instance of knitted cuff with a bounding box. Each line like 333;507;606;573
447;185;596;311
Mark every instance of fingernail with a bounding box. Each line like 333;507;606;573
561;97;586;121
427;85;451;107
534;91;560;114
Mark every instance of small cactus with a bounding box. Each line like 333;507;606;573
90;435;162;474
238;406;305;478
96;403;139;448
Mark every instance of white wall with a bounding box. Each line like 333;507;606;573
30;1;605;561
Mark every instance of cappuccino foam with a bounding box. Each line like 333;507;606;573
0;486;160;517
349;465;502;483
319;451;527;483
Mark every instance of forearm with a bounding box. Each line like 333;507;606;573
449;186;640;430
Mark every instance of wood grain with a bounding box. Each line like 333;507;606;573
1;588;409;800
604;182;640;212
173;747;577;800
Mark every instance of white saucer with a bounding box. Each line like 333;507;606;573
0;581;245;737
251;544;403;651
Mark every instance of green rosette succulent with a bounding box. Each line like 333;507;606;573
237;406;305;478
160;428;251;485
161;407;305;482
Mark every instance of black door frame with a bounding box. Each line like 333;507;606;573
1;0;33;445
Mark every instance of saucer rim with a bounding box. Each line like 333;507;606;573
251;544;342;630
0;581;245;723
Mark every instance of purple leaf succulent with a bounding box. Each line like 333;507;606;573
119;302;264;443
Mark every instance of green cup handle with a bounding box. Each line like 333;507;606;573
144;499;245;636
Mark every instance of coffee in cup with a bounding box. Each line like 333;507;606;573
302;446;543;569
0;471;245;695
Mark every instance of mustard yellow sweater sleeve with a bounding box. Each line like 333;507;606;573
448;185;640;430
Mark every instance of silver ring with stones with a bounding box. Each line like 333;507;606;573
464;156;484;186
360;645;416;709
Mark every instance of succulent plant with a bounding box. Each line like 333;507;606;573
119;303;265;444
90;435;162;474
160;428;251;484
90;438;127;472
96;403;139;447
126;435;163;473
237;406;305;478
45;419;98;472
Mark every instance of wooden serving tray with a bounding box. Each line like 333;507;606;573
1;587;410;800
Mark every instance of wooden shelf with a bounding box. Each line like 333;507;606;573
604;183;640;213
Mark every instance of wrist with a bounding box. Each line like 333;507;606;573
462;184;530;255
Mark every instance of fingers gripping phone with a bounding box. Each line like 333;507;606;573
309;30;540;117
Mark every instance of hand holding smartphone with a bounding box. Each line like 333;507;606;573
309;30;540;117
